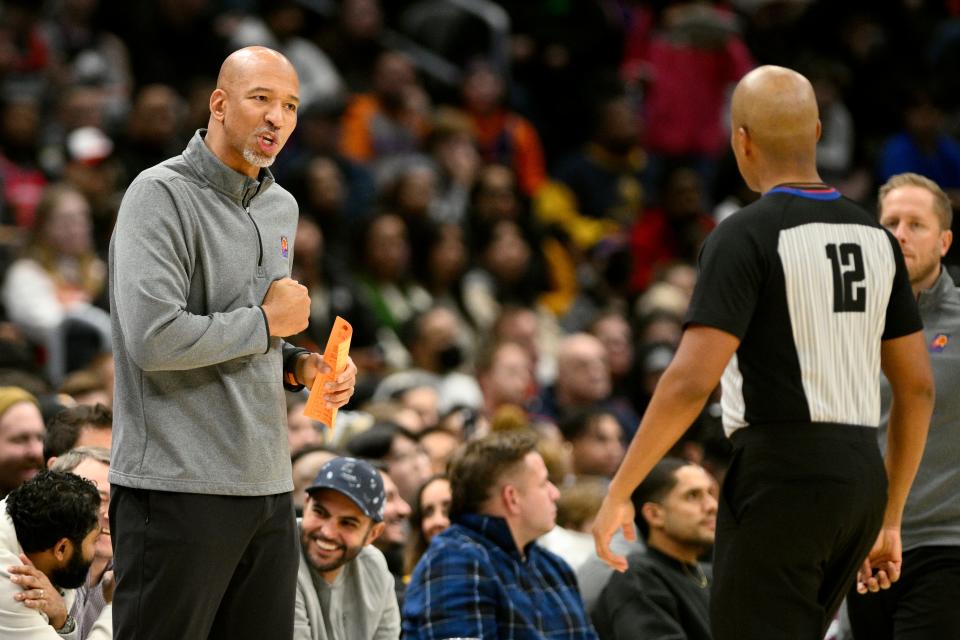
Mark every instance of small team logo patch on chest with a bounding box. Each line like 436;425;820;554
931;333;950;352
280;236;288;258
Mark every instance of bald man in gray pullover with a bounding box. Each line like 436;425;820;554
108;47;357;639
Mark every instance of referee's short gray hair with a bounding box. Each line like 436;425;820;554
50;446;110;472
878;172;952;230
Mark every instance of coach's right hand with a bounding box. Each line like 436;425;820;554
261;278;310;337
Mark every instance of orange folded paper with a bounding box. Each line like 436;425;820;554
303;316;353;430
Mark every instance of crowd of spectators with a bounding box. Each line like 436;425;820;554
0;0;959;638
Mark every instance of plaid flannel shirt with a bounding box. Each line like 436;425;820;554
402;513;598;640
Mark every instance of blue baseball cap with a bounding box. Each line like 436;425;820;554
306;457;385;522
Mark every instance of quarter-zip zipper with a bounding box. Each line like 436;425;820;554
245;205;263;266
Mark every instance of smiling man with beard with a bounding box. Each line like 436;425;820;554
295;457;400;640
0;470;101;638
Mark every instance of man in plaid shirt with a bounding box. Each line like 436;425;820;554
402;431;597;639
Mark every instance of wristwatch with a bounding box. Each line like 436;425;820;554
56;614;77;635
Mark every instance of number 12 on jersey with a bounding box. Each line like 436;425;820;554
825;243;866;312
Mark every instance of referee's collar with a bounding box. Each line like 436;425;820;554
766;183;841;201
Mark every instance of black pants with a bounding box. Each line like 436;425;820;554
109;487;299;640
847;545;960;639
710;423;887;640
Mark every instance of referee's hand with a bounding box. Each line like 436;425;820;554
856;527;902;594
592;495;636;573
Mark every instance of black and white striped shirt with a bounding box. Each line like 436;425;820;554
685;185;921;436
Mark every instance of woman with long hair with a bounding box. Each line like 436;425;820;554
403;474;452;576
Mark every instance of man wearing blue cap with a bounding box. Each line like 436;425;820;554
294;457;400;640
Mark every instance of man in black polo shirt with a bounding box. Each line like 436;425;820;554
592;65;935;639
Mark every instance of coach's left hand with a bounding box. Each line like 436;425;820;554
297;354;358;408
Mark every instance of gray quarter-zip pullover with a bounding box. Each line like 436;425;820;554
108;130;300;495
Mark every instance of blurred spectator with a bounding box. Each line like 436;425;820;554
61;125;122;252
878;86;960;207
58;367;110;407
1;470;102;636
50;446;114;639
289;216;383;376
622;1;753;196
462;217;551;322
497;0;625;161
538;92;645;251
42;0;133;121
379;160;442;252
295;457;400;640
558;408;625;480
589;310;636;402
2;184;110;383
354;213;431;370
0;387;44;497
285;394;323;457
539;476;607;571
380;306;482;415
438;405;487;441
228;0;344;110
281;97;376;221
0;95;47;230
115;84;187;186
316;0;386;94
417;426;460;475
536;333;638;439
402;430;596;639
477;340;533;419
411;222;474;334
290;444;338;517
635;308;684;349
424;108;481;225
403;474;452;576
98;0;227;96
592;459;716;640
634;342;677;418
345;422;431;504
361;400;424;435
629;165;715;293
375;467;412;609
43;403;112;465
0;0;55;98
292;156;353;265
339;50;429;169
461;59;546;197
806;59;855;186
464;164;564;327
492;304;559;386
369;371;440;433
395;382;441;432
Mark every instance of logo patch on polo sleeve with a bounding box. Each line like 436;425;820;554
280;236;288;258
931;333;950;352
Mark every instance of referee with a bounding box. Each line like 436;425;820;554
592;65;934;639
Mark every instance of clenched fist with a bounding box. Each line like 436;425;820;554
261;278;310;337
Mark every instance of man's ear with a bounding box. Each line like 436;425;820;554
209;88;228;123
366;522;386;546
46;456;57;470
940;229;953;257
501;483;521;516
641;502;664;531
53;537;72;562
735;126;751;158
